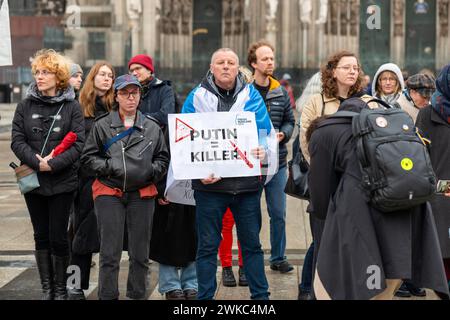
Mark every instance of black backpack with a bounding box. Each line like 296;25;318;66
320;99;436;213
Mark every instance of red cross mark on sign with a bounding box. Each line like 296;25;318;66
175;118;195;143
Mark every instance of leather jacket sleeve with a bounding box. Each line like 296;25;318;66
80;120;112;177
148;127;170;184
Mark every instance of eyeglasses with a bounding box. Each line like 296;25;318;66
380;77;398;83
33;70;55;77
336;66;360;72
117;91;140;99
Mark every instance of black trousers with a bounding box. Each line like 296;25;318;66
70;252;93;290
24;192;75;257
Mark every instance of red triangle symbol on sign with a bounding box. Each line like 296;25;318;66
175;118;195;143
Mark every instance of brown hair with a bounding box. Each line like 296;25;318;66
321;51;364;99
247;40;275;72
31;49;70;91
79;62;115;118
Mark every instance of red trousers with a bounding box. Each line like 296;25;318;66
219;208;243;268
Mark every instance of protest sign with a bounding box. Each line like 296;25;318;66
168;112;261;180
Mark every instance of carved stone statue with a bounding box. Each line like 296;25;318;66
394;0;405;37
233;0;244;35
161;0;172;34
340;0;349;36
299;0;313;25
316;0;329;25
349;0;359;36
223;0;233;36
328;0;339;35
181;0;192;35
127;0;142;20
439;0;449;37
266;0;279;20
171;0;182;34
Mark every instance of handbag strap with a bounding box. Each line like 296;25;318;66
321;94;326;116
40;103;64;156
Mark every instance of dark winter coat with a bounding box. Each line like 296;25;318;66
307;118;449;300
139;77;176;127
72;96;109;255
149;202;197;267
416;105;450;259
81;110;170;192
11;84;85;196
259;77;295;169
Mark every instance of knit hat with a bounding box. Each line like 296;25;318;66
128;54;154;73
406;74;436;98
70;64;83;77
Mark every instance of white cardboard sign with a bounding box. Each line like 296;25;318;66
168;112;261;180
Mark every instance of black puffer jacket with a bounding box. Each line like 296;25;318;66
81;110;169;192
11;84;85;196
139;77;176;127
259;77;295;168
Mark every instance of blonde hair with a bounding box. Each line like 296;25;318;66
239;66;254;84
31;49;70;91
79;62;115;118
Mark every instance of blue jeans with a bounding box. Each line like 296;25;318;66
263;168;288;264
300;242;314;292
194;190;269;300
158;262;198;294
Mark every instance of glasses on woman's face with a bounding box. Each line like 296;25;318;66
336;65;360;73
117;90;140;99
33;70;55;77
380;77;398;84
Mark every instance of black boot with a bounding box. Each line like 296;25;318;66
52;255;69;300
34;250;54;300
222;267;237;287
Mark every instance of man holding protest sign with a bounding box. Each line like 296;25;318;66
181;48;275;300
248;40;296;273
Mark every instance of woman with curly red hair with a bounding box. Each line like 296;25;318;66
11;49;85;300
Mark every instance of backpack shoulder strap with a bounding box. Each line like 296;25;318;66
316;111;358;130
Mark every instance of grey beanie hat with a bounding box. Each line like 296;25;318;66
70;63;83;77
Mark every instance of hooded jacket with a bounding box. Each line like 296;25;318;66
11;84;85;196
182;71;274;194
372;63;405;103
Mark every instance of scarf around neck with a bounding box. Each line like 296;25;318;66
431;64;450;124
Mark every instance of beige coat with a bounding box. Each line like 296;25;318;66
300;93;374;163
397;93;421;123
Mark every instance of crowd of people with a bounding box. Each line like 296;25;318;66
9;42;450;300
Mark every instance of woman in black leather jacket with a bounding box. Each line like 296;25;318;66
81;74;169;300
